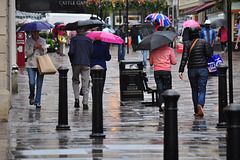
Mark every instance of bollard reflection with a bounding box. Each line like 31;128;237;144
191;117;207;131
92;138;104;160
58;134;69;158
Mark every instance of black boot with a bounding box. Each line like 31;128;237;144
29;84;35;105
74;99;80;108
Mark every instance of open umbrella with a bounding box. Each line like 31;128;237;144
86;31;124;44
237;24;240;29
136;31;177;51
211;19;226;29
64;19;103;30
18;21;54;31
54;22;63;26
144;13;171;27
129;21;141;26
182;20;200;28
57;23;67;28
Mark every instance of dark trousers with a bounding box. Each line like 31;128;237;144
154;70;172;111
221;41;227;51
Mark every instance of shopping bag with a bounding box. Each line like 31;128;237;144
208;54;223;75
138;35;142;43
128;38;132;46
37;54;57;75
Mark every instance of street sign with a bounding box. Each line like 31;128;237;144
16;32;25;66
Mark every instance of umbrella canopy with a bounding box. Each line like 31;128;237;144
64;19;103;30
211;19;226;29
136;31;177;51
86;31;124;44
144;13;171;27
182;20;200;28
54;22;64;26
18;21;54;31
57;24;67;28
129;21;141;26
237;24;240;29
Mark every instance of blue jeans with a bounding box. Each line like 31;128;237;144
142;50;148;66
27;68;44;105
118;44;125;61
188;68;208;114
154;70;172;111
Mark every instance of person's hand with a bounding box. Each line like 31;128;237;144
179;73;183;79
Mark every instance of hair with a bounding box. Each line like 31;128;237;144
189;27;199;40
76;27;85;33
119;24;123;29
147;17;152;21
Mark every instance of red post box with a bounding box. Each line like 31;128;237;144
16;32;25;66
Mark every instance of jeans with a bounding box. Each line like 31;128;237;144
142;50;151;66
118;44;125;61
154;70;172;111
188;68;208;114
27;68;44;105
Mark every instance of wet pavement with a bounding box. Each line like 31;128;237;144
1;44;240;159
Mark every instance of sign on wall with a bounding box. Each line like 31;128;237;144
16;0;86;12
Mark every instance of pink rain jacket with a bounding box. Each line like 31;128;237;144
150;44;177;71
219;26;228;42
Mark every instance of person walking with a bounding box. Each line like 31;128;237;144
149;44;176;115
25;30;47;108
166;25;176;48
140;17;156;67
90;37;111;90
199;20;216;54
179;27;212;117
218;26;228;53
129;25;139;52
116;25;125;62
68;27;93;110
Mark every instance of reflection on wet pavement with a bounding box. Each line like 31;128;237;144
1;45;239;159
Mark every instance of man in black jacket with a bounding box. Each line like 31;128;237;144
129;25;139;52
140;18;156;67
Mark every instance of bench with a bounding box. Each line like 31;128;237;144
141;71;158;106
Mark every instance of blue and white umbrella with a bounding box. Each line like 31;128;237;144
144;13;171;27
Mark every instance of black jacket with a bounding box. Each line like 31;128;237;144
179;38;211;73
140;22;156;38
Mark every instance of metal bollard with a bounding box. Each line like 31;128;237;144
161;89;180;160
56;66;70;130
90;65;106;138
216;63;228;128
224;103;240;160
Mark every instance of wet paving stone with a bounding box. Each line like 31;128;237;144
1;45;239;159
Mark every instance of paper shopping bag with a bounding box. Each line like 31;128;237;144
37;54;57;75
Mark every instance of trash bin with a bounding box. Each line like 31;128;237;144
119;60;144;101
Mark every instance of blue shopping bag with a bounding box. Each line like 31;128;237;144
208;54;224;75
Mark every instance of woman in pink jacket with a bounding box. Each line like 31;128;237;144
218;26;228;53
150;44;177;114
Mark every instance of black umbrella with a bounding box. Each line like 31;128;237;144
136;31;177;51
64;19;103;30
211;19;226;29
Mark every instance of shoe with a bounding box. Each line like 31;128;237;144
83;104;89;110
35;104;41;108
194;105;204;116
29;99;34;105
74;99;80;108
159;111;164;118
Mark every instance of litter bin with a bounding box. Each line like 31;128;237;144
119;60;144;101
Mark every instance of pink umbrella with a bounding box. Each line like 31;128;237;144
86;31;124;44
57;24;67;28
182;20;200;28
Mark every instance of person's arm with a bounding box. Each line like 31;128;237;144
235;36;240;49
170;49;176;65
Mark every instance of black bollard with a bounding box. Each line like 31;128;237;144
90;65;106;138
216;63;228;128
56;66;70;130
224;104;240;160
161;89;180;160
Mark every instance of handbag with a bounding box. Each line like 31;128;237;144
37;54;57;75
208;54;224;74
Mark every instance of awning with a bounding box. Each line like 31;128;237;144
183;0;222;15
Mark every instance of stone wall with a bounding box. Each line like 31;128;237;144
0;0;11;122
